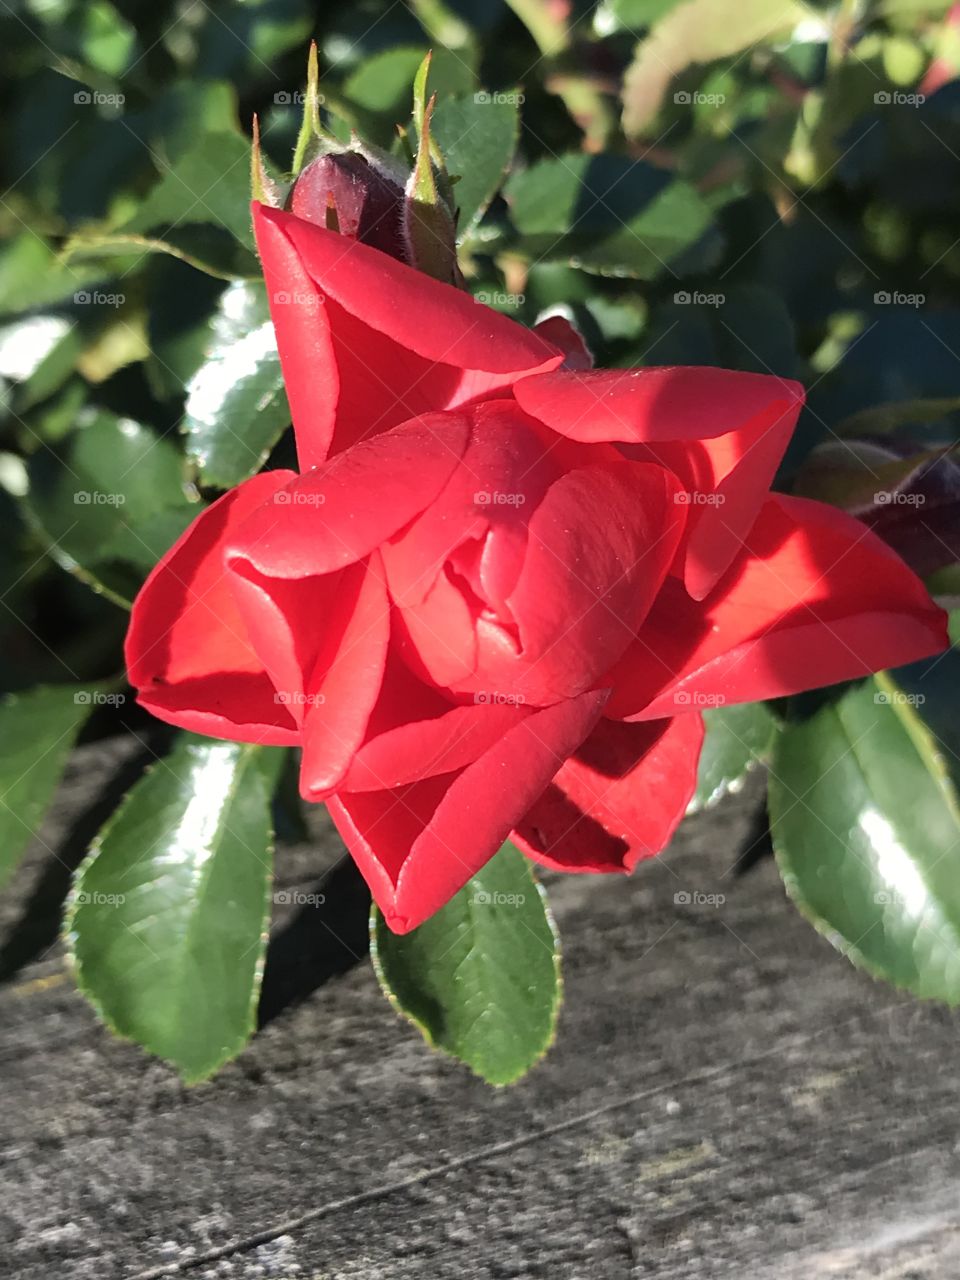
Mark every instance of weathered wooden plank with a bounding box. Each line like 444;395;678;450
2;740;960;1279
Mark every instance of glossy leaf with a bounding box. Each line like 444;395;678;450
504;154;715;279
371;842;561;1084
64;228;260;283
770;674;960;1002
68;738;274;1083
123;131;257;250
0;685;97;890
0;314;84;410
687;702;779;814
432;93;519;233
0;234;135;316
25;409;196;607
183;281;290;488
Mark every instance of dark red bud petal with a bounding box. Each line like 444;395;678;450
286;152;407;261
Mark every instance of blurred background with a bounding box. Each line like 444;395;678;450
1;0;958;707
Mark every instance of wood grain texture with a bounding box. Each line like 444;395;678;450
2;739;960;1279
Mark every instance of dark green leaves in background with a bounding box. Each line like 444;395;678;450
504;155;716;279
372;843;561;1085
0;685;99;890
25;409;197;607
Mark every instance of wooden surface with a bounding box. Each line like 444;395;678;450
3;738;960;1280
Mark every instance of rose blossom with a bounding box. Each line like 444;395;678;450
124;203;948;932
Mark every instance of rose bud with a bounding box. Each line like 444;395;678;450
285;149;408;261
256;46;460;283
796;436;960;578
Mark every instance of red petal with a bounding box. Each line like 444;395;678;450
253;204;562;463
390;568;479;688
532;314;593;370
513;365;803;446
643;415;801;600
253;202;337;471
445;461;687;705
343;666;535;790
327;689;609;932
225;412;470;579
125;472;299;744
605;495;950;720
299;557;391;799
513;714;704;872
380;399;558;609
514;366;803;600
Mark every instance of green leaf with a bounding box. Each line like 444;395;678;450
622;0;812;136
600;0;687;31
343;45;476;118
0;235;132;316
0;684;97;890
71;1;137;77
63;228;259;283
836;396;960;438
183;281;290;488
504;154;715;279
24;409;197;607
68;738;275;1083
769;674;960;1002
371;842;561;1085
122;132;257;251
432;93;520;233
687;701;779;815
0;314;85;410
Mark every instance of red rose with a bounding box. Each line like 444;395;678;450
125;204;949;933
